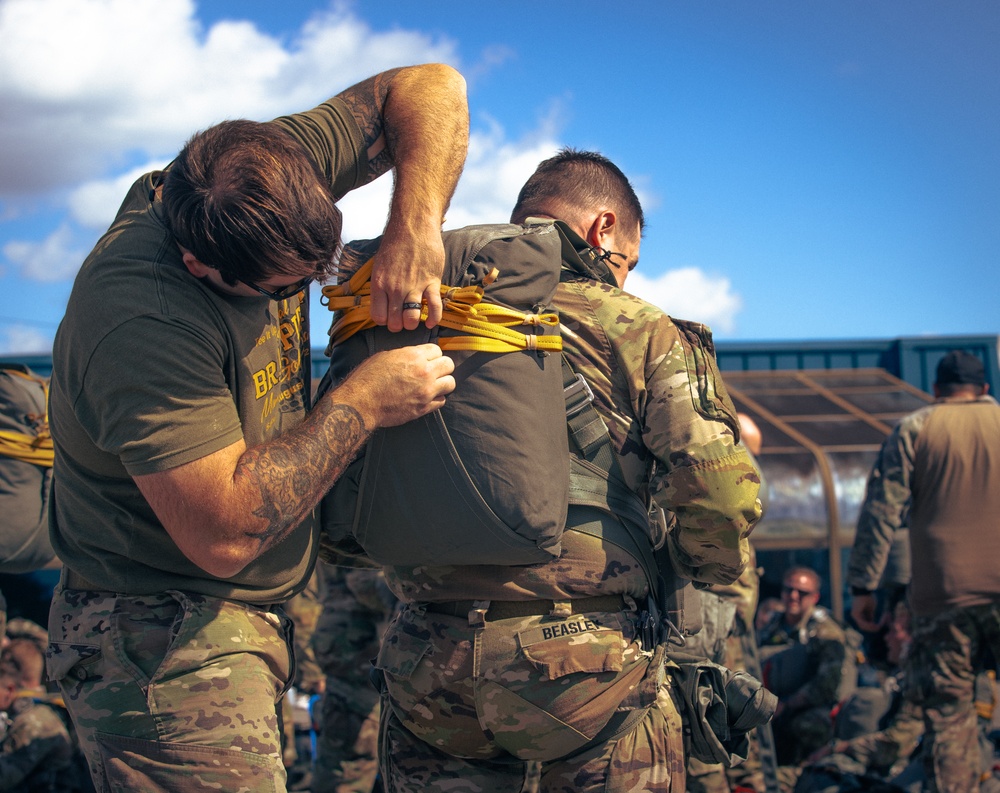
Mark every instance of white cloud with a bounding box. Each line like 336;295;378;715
335;115;561;244
0;324;52;355
626;267;743;334
446;117;560;229
3;223;87;282
67;162;166;230
0;0;460;196
336;178;394;244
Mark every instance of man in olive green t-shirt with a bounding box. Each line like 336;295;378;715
46;64;468;792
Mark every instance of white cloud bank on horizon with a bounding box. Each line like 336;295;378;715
3;223;87;283
0;325;52;355
626;267;742;335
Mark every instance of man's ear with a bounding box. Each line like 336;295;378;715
584;210;617;250
180;248;212;277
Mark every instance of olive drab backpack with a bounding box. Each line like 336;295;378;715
0;363;56;572
318;222;570;567
317;219;704;639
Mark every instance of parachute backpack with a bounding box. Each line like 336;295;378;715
0;363;56;572
318;222;569;567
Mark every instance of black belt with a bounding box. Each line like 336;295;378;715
423;594;627;621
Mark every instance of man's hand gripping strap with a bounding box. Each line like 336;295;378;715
322;258;562;353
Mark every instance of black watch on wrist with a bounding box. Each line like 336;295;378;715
850;586;874;596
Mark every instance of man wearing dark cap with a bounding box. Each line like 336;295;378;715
847;350;1000;793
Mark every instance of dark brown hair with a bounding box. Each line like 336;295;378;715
164;120;342;285
510;148;644;241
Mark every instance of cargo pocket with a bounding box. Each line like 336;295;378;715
520;626;624;680
97;733;279;793
480;623;648;761
375;631;432;680
46;642;101;687
373;630;434;720
674;318;739;434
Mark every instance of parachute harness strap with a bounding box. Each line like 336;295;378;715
321;258;562;354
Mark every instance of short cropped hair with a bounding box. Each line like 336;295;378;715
164;120;342;286
510;149;644;241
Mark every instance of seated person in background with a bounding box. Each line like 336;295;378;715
756;595;784;633
793;598;999;793
758;566;857;766
0;638;75;791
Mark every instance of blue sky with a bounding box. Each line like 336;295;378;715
1;0;997;355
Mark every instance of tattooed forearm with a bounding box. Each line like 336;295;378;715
235;402;371;553
367;146;393;181
337;68;401;182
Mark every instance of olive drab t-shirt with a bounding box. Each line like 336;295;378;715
48;98;367;603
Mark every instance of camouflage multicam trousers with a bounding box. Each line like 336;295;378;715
46;584;295;792
374;602;685;793
311;567;397;793
908;602;1000;793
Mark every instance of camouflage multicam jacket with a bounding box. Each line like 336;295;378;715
837;677;923;776
0;695;74;791
554;221;760;586
383;221;761;603
758;606;854;712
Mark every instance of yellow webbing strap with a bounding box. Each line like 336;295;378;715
321;258;562;353
0;369;54;467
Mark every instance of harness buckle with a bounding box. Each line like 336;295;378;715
468;600;491;629
564;372;595;418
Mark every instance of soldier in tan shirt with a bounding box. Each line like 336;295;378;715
848;350;1000;793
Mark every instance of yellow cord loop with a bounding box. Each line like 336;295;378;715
0;371;53;467
321;259;562;354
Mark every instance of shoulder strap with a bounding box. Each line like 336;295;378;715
562;354;649;525
561;355;701;639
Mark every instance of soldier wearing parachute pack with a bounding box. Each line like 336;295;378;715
319;149;766;792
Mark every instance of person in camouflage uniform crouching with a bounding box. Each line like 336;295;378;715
758;566;857;767
0;638;80;792
311;560;398;793
363;150;763;792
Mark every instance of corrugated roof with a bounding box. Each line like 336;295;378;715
725;368;932;619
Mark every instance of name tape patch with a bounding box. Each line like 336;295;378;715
517;615;620;647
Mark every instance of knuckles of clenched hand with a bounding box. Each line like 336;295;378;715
351;345;455;428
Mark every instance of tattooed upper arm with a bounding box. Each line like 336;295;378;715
337;68;401;182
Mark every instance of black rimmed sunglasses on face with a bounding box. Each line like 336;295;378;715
235;274;314;301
